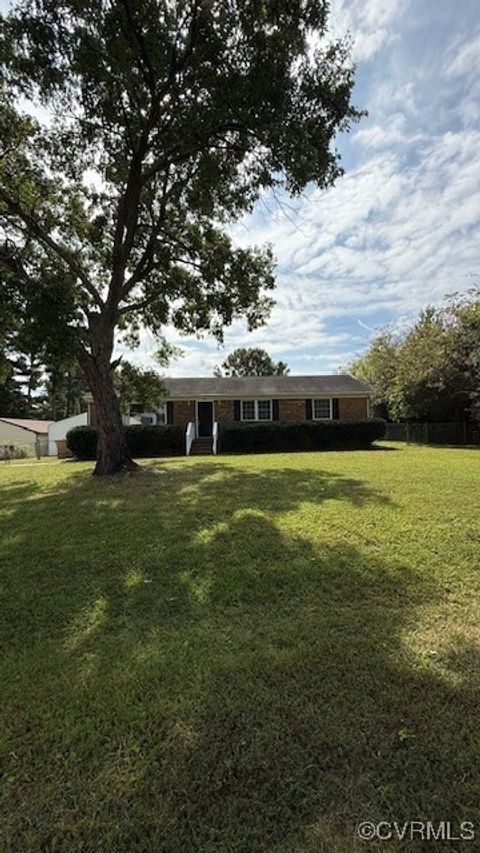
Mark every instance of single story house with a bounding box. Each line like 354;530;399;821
0;417;53;456
86;374;370;453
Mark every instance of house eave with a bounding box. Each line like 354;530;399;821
167;391;370;401
84;391;370;403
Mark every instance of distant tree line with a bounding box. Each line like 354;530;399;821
0;286;88;419
0;340;168;422
351;290;480;423
0;350;88;421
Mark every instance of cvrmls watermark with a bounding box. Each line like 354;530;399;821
356;821;475;842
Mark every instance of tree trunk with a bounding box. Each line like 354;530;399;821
90;365;137;476
78;320;138;476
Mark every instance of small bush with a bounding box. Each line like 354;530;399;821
14;446;29;459
66;425;98;459
219;419;386;453
0;445;30;459
66;424;183;459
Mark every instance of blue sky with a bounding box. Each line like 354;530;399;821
152;0;480;376
3;0;479;377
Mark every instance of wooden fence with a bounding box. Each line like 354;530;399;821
384;422;480;446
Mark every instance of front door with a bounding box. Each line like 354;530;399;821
197;401;213;437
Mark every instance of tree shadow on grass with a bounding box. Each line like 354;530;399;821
0;462;478;851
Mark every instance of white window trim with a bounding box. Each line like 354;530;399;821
241;399;273;421
312;398;333;420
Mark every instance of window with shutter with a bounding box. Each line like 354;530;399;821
312;399;332;420
240;400;273;421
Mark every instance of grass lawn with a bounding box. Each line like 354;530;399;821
1;444;480;851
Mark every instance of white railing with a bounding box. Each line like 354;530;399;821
186;421;195;456
213;421;219;455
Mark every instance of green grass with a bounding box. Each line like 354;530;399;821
1;444;480;851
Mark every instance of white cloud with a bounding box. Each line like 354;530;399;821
446;31;480;80
444;31;480;129
354;114;407;148
329;0;408;61
354;114;427;150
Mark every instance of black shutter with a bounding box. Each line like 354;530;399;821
166;401;174;424
332;398;339;420
305;399;312;420
234;400;241;421
272;400;279;420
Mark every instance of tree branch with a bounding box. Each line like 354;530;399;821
118;297;154;315
139;121;256;185
120;165;171;300
119;0;157;93
0;189;104;310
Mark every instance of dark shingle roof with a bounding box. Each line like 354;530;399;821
162;374;370;399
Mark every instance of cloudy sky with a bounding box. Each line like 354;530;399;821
145;0;479;377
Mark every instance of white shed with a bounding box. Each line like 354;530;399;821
48;412;88;456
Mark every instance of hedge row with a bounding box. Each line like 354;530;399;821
67;419;385;459
66;424;183;459
219;419;386;453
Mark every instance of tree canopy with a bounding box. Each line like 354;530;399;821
214;347;289;377
0;0;362;473
351;290;480;423
117;361;167;415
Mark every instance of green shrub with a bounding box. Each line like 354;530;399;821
219;419;385;453
66;425;98;459
66;424;183;459
0;445;30;460
14;446;29;459
125;424;183;457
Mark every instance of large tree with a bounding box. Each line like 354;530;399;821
351;291;480;424
388;308;463;422
350;331;398;419
445;289;480;422
0;0;361;474
214;346;289;377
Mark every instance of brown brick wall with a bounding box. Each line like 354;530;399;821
277;398;306;422
279;398;368;422
214;399;307;424
169;396;368;430
215;400;235;423
338;397;368;419
172;400;196;431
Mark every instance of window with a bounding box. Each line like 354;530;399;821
241;399;272;421
257;400;272;420
241;400;255;420
312;398;332;420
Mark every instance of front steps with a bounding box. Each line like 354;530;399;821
189;437;213;456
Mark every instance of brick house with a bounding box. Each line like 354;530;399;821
87;374;370;454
